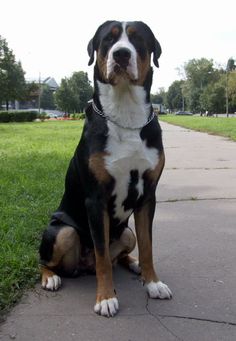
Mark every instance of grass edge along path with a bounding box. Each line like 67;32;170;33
159;115;236;142
0;120;84;317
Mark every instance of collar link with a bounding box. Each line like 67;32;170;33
92;101;155;130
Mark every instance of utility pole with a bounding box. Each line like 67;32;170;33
38;72;41;114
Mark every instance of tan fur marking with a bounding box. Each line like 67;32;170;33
111;26;120;36
47;226;80;268
134;205;159;283
89;152;111;184
136;54;151;85
109;228;136;263
126;25;136;35
146;152;165;183
97;51;108;82
40;265;56;283
95;211;115;302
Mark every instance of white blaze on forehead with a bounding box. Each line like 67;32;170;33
106;22;138;80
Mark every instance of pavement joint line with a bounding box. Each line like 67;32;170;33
157;197;236;204
145;296;184;341
155;314;236;327
165;167;236;170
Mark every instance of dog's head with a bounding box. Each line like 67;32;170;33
88;21;161;85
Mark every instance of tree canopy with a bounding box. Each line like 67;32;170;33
156;57;236;114
0;35;26;110
55;71;93;113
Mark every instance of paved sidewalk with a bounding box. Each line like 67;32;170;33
1;122;236;340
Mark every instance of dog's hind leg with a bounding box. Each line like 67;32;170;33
39;224;80;291
109;227;141;274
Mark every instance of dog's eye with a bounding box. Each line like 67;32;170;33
106;34;114;43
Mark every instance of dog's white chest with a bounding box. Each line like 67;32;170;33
105;123;158;221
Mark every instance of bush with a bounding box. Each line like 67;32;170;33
0;111;38;123
70;113;85;120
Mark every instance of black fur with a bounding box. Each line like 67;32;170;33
39;20;163;267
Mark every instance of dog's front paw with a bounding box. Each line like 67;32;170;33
94;297;119;317
42;274;61;291
145;281;172;299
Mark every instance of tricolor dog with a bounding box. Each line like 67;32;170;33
39;20;172;317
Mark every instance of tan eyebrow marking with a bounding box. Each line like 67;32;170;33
111;26;120;36
127;26;136;35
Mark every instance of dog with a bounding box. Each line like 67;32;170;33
39;20;172;317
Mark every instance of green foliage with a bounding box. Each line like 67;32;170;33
166;58;236;114
151;87;166;104
55;71;93;113
166;80;184;111
0;120;84;313
0;111;38;123
40;85;56;110
200;80;225;114
0;35;26;110
227;58;236;72
70;113;85;120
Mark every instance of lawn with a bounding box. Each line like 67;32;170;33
159;115;236;142
0;120;84;315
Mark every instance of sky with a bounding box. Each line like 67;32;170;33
0;0;235;92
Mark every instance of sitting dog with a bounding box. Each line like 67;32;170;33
39;20;172;317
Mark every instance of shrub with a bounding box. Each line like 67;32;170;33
70;113;85;120
0;111;38;123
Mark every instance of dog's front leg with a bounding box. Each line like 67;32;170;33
86;198;118;317
134;199;172;299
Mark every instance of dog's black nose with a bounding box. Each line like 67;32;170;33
113;48;131;68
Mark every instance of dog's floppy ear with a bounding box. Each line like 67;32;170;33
87;21;115;66
87;38;95;66
152;38;162;68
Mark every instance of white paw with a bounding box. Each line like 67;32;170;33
145;281;172;299
129;260;141;274
42;275;61;291
94;298;119;317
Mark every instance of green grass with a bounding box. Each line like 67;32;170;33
0;120;84;315
159;115;236;142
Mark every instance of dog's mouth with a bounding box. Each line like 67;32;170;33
107;63;137;85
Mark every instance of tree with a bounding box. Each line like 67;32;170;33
0;35;26;110
151;87;166;105
55;71;93;113
183;58;217;113
55;78;76;113
69;71;93;112
200;80;225;114
228;71;236;112
227;58;236;72
166;80;184;111
40;85;55;110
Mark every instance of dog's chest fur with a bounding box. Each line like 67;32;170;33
105;124;158;221
98;82;159;222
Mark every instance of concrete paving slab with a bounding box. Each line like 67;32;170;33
158;169;236;201
161;123;236;170
149;200;236;325
1;122;236;340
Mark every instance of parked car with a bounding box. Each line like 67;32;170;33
175;111;193;115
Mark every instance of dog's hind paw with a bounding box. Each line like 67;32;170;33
42;274;61;291
94;297;119;317
128;259;141;274
145;281;172;299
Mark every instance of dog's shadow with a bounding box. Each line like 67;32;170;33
44;265;147;316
